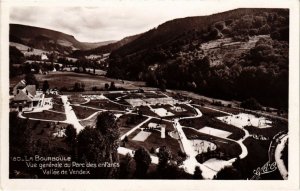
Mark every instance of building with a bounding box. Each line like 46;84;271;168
41;53;48;60
11;81;45;111
13;80;26;96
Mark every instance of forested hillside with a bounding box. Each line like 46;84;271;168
71;34;141;57
10;24;112;54
107;8;289;109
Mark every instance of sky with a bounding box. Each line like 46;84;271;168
10;1;238;42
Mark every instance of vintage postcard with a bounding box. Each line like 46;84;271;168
0;0;299;190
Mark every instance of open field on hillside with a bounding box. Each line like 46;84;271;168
32;71;144;91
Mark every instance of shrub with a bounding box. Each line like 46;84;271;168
240;98;262;110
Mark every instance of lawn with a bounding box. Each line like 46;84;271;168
125;129;182;158
72;105;99;120
182;127;242;158
69;94;87;104
117;114;148;136
80;114;98;128
137;106;160;117
83;99;127;111
23;110;66;121
191;105;229;117
180;115;245;140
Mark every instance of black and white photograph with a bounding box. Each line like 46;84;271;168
1;0;299;190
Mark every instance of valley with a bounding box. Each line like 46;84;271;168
8;7;289;180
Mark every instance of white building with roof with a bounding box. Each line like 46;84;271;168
11;80;46;111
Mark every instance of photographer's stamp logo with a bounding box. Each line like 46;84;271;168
251;161;277;180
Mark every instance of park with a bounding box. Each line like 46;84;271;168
9;72;288;179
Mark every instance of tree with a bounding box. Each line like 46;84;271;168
109;81;116;90
215;166;242;180
240;98;262;110
65;125;76;145
157;146;172;170
9;46;25;65
104;83;109;90
119;153;133;179
193;166;203;179
25;73;39;88
54;64;60;71
77;128;105;162
73;82;85;92
96;112;118;136
96;111;120;177
42;80;49;92
159;79;167;92
134;147;151;178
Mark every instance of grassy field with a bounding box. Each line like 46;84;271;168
180;115;245;141
32;71;143;91
182;127;242;157
23;110;66;121
72;105;99;120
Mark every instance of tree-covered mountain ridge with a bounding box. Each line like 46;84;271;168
107;8;289;109
10;24;116;54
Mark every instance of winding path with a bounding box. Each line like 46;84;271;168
173;104;250;178
274;134;288;180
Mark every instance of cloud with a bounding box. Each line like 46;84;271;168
9;2;236;42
